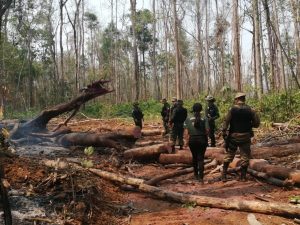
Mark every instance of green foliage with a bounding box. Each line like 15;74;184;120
181;201;197;210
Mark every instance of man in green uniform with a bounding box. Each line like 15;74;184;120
161;98;170;135
205;95;220;147
170;99;187;153
221;92;260;182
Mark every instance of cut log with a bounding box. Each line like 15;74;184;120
228;158;300;185
252;143;300;159
124;144;172;160
145;167;194;185
145;159;218;186
56;127;141;149
259;137;300;147
247;168;293;187
153;143;300;165
249;159;300;185
134;140;164;147
89;168;300;218
142;129;162;136
158;148;224;165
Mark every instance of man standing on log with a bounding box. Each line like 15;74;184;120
185;103;209;182
132;102;144;129
205;95;219;147
161;98;170;135
221;92;260;182
170;99;187;153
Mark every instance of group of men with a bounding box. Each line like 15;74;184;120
132;93;260;182
161;96;219;152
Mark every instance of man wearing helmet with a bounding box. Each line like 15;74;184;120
205;95;219;147
221;92;260;182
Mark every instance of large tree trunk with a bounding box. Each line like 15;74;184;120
89;168;300;218
124;144;171;160
232;0;242;91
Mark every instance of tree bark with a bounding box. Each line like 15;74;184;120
89;168;300;218
232;0;242;91
173;0;181;99
253;0;263;98
130;0;140;101
124;144;171;160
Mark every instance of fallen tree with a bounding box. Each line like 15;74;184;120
8;80;140;149
89;168;300;218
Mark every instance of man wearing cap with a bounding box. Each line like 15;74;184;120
161;98;170;135
169;99;187;153
221;92;260;182
132;102;144;129
205;95;220;147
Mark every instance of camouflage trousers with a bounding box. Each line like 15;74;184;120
223;133;252;167
171;123;184;146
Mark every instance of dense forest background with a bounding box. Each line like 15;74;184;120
0;0;299;120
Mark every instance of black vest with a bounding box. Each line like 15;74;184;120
229;105;252;133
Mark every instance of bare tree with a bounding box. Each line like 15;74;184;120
65;0;82;91
232;0;241;91
289;0;300;81
173;0;181;99
253;0;263;98
59;0;69;97
130;0;140;101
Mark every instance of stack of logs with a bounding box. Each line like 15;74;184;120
123;141;300;186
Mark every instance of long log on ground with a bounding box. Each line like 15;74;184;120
252;143;300;159
124;143;171;160
158;148;224;165
247;169;293;187
89;168;300;218
259;137;300;147
228;158;300;185
54;127;141;149
145;159;218;186
159;143;300;165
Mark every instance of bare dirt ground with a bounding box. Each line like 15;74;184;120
2;118;300;225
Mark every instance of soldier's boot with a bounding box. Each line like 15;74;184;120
171;145;175;154
240;166;248;182
179;145;183;150
198;162;204;184
222;162;229;182
193;161;198;179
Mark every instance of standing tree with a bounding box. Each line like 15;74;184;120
253;0;263;98
232;0;242;91
172;0;182;99
130;0;140;101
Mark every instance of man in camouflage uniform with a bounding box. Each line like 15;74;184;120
221;92;260;182
169;99;187;153
132;102;144;129
205;95;220;147
161;98;170;135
